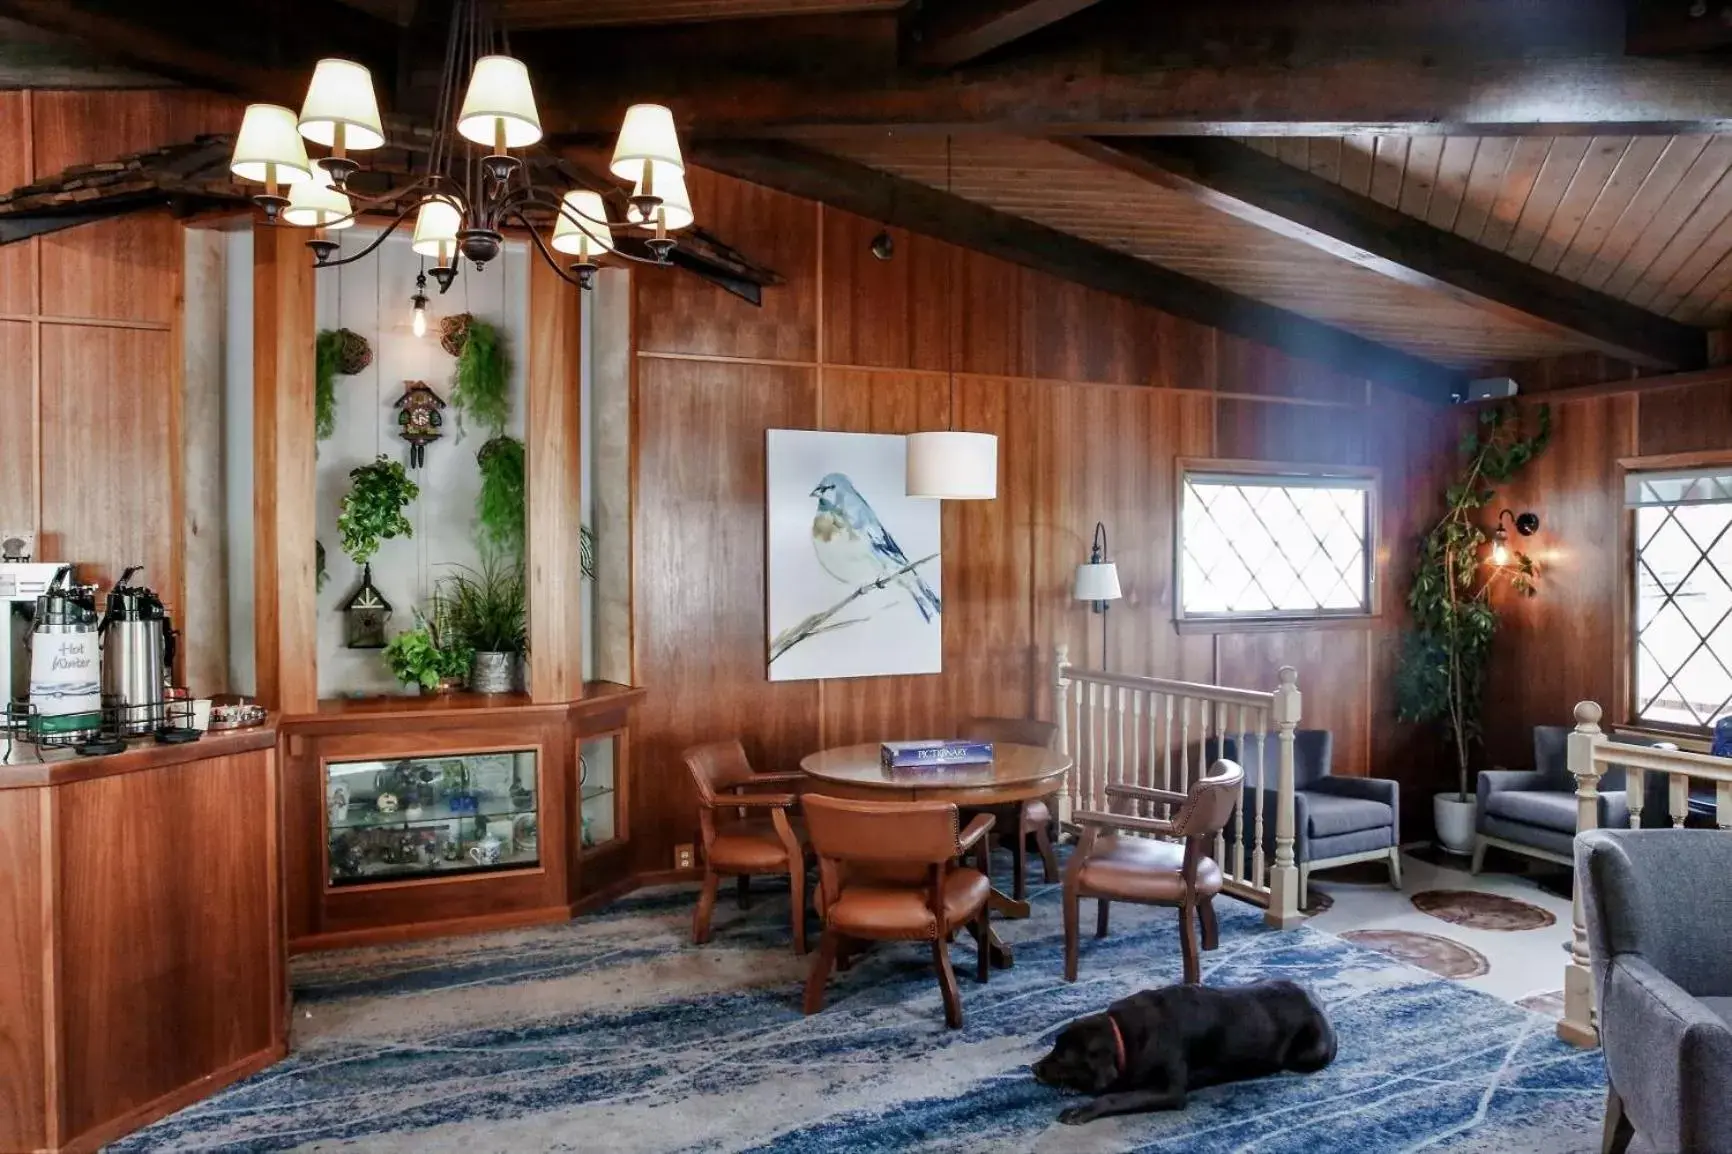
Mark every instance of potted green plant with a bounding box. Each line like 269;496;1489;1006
439;556;526;693
382;611;473;694
338;456;418;565
1395;402;1551;854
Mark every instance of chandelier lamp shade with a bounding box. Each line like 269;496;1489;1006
226;0;694;293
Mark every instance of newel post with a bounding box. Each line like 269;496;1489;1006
1266;666;1303;928
1053;643;1073;825
1559;700;1607;1047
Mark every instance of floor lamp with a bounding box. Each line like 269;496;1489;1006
1073;522;1122;669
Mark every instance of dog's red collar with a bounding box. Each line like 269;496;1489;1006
1106;1012;1126;1076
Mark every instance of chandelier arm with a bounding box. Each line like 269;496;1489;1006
306;202;423;268
509;209;675;270
509;210;594;288
294;174;451;232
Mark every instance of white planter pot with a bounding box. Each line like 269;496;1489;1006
1433;793;1477;856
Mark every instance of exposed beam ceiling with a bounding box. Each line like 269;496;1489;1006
910;0;1108;68
1064;137;1708;371
544;50;1732;139
691;139;1465;401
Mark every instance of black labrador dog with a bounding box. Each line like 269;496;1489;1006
1032;980;1335;1125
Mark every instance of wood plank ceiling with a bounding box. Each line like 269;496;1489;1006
1246;135;1732;328
810;134;1612;371
498;0;902;27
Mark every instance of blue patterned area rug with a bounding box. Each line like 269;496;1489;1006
115;867;1605;1153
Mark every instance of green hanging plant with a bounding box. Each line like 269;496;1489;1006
448;315;511;440
337;456;419;565
1395;401;1552;801
476;435;527;560
314;328;372;443
581;524;595;581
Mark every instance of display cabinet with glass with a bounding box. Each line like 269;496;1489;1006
325;749;539;886
579;734;623;852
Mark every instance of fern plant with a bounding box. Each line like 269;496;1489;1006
1395;402;1552;800
314;330;342;442
476;435;526;559
337;456;419;565
450;316;511;439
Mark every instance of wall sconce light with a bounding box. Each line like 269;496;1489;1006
1490;508;1540;566
1073;521;1122;667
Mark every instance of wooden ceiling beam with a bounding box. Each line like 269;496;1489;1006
910;0;1108;68
540;52;1732;139
1065;137;1707;372
691;139;1466;402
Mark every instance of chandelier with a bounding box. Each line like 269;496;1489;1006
225;0;690;292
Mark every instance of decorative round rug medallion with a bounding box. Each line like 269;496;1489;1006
1411;889;1556;931
1338;929;1490;979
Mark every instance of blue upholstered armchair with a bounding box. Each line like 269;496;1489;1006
1578;829;1732;1154
1474;726;1677;873
1207;729;1400;909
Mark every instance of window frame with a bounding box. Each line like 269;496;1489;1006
1621;449;1732;738
1173;457;1381;631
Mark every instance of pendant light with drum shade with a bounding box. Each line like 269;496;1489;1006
906;137;998;501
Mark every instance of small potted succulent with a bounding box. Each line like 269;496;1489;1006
439;557;526;694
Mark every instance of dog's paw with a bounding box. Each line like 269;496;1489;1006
1058;1106;1097;1126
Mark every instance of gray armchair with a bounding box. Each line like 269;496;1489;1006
1578;829;1732;1154
1207;729;1400;909
1475;726;1677;873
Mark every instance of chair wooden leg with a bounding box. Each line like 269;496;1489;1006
1012;828;1028;902
736;874;750;910
1388;846;1404;891
692;869;720;945
1470;837;1488;875
1602;1086;1634;1154
975;904;990;983
1033;822;1059;883
1199;895;1219;951
788;865;807;955
1063;885;1081;982
1179;902;1201;984
932;938;963;1028
1096;899;1110;938
1298;863;1310;912
803;930;840;1015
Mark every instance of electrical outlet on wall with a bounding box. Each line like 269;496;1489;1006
675;843;695;870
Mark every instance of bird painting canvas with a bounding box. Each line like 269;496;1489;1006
766;430;942;681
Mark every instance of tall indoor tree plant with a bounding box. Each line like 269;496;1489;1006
1396;402;1551;854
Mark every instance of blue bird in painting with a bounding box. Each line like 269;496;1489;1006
810;473;942;622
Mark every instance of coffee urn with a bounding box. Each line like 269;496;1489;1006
99;565;174;735
26;568;102;741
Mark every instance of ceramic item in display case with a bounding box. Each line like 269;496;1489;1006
468;835;502;866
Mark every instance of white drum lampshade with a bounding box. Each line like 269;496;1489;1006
282;165;354;229
411;196;462;261
230;104;313;185
457;55;543;148
906;430;998;500
1073;561;1122;603
551;190;615;257
626;165;694;231
297;59;385;150
610;104;684;182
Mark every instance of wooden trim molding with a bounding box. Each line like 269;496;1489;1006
526;256;585;702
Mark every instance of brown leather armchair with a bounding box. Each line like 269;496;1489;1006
683;740;811;954
801;794;995;1029
1063;759;1245;985
958;717;1061;901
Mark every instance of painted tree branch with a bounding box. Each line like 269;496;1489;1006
769;552;939;664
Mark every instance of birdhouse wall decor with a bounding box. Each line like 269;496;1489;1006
342;563;393;649
395;380;447;467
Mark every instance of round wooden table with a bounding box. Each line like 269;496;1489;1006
798;741;1072;967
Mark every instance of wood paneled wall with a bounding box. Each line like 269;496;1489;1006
0;90;237;637
1482;373;1732;767
628;167;1459;872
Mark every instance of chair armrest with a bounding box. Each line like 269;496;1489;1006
1073;809;1175;836
1476;769;1547;797
1307;776;1397;805
1601;955;1732;1151
733;772;807;788
711;793;798;809
1105;783;1187;806
957;813;995;853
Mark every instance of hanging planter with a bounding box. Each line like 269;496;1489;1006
439;312;473;358
476;435;526;559
337;456;419;565
314;328;373;443
444;313;511;440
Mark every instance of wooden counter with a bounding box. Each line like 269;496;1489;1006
0;725;286;1153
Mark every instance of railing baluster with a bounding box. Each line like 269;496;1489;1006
1627;766;1644;830
1210;700;1227;866
1115;684;1128;812
1161;693;1174;819
1143;688;1157;820
1179;695;1192;799
1232;703;1247;884
1670;772;1689;828
1252;707;1268;890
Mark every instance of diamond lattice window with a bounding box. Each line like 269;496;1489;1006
1179;470;1374;621
1630;469;1732;729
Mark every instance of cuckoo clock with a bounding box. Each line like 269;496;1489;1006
394;380;447;468
342;563;392;649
